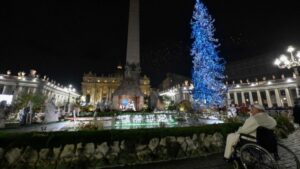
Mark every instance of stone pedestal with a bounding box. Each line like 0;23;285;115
112;78;144;111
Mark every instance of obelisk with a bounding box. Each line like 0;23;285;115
125;0;141;80
112;0;144;111
126;0;140;69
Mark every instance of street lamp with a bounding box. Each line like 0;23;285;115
274;45;300;98
274;45;300;75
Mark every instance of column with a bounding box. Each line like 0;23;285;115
285;88;293;107
265;90;273;108
2;85;7;94
227;92;231;105
106;89;109;102
296;87;300;98
26;87;31;94
32;87;37;94
257;91;263;105
13;85;23;99
296;76;300;98
234;92;238;105
53;94;56;103
91;88;95;105
12;85;18;103
99;87;103;102
274;89;282;107
17;86;23;95
108;88;112;101
241;92;246;104
249;91;254;104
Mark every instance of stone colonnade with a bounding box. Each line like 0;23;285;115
227;80;298;108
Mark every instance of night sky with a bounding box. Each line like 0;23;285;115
1;0;300;90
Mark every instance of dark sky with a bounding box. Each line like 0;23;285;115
1;0;300;90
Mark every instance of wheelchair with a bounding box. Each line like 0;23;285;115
231;126;300;169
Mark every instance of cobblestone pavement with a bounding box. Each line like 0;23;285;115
102;154;231;169
277;129;300;169
106;129;300;169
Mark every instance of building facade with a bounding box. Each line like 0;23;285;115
159;74;299;108
159;80;193;104
0;70;80;106
227;76;299;108
81;71;151;106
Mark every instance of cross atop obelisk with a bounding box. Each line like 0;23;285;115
125;0;140;79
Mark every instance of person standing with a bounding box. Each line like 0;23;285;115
293;98;300;125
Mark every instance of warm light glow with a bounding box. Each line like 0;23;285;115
286;78;293;83
189;84;194;90
159;89;176;97
279;55;288;61
81;96;86;102
275;46;300;71
0;94;13;105
296;51;300;58
274;59;281;65
117;65;122;69
287;46;295;53
267;81;272;85
284;60;290;65
236;84;240;88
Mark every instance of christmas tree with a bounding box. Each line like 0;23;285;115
191;0;226;107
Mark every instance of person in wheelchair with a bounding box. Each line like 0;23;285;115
224;103;277;161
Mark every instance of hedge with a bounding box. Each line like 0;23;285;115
0;123;241;149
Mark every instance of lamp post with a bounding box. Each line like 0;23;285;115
274;45;300;98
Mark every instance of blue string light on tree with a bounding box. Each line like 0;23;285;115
190;0;226;108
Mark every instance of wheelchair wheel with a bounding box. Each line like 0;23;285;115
239;143;279;169
232;159;242;169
